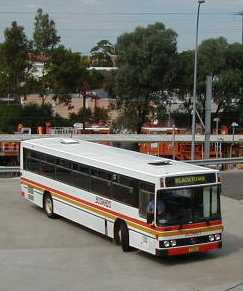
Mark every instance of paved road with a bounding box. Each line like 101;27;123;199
0;177;243;291
222;170;243;200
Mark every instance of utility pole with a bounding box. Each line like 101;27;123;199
172;124;176;160
235;11;243;45
191;0;206;160
204;75;212;159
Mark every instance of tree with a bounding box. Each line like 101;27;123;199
90;40;116;67
70;108;92;124
92;107;109;123
33;8;60;52
20;103;53;129
0;104;22;133
198;37;228;79
174;38;243;126
198;38;243;117
115;22;177;133
0;60;10;97
0;103;53;133
174;50;194;98
45;46;87;104
0;21;32;103
31;9;61;103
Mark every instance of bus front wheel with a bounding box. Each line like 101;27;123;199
43;193;56;218
114;221;131;252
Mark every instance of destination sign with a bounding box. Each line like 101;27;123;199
165;173;216;187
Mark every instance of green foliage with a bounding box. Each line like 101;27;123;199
198;37;228;77
93;107;109;122
85;69;104;89
0;104;22;133
115;22;177;132
0;21;32;102
0;104;54;133
0;67;9;97
70;106;109;125
52;114;72;127
70;108;92;124
45;46;104;105
199;38;243;116
33;8;60;52
174;50;194;97
90;40;116;67
20;103;53;128
45;46;87;104
175;37;243;125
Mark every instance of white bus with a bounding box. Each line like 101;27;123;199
20;138;223;256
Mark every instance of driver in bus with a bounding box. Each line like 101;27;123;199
147;198;166;224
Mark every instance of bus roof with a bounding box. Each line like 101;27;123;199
22;138;217;184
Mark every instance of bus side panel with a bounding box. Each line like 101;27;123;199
129;229;156;255
106;220;114;239
53;198;107;236
21;182;43;208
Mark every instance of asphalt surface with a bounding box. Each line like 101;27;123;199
0;173;243;291
222;170;243;200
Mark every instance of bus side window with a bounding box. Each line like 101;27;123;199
110;175;138;207
139;182;155;217
90;168;111;198
139;189;153;218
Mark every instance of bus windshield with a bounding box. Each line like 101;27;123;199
156;185;221;226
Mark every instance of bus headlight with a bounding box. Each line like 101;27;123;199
209;235;215;242
170;240;177;247
215;233;221;241
163;241;170;248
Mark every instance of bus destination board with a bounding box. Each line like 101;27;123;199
165;173;216;187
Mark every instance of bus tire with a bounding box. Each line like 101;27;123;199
114;220;122;245
120;223;131;252
114;221;131;252
43;193;56;218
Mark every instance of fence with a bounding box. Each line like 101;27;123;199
0;166;20;178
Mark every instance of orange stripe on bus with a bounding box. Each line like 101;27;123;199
21;177;223;237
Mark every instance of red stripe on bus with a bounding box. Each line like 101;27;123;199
21;177;223;235
21;177;150;228
156;220;222;231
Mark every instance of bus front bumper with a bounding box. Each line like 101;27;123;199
156;241;222;256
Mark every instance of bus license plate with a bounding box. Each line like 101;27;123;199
189;246;199;253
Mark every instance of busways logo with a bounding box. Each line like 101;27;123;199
95;196;111;208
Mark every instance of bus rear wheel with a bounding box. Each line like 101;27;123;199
43;193;56;218
114;221;131;252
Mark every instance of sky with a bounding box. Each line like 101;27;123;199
0;0;242;54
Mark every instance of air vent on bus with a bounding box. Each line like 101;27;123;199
60;139;79;144
148;161;172;166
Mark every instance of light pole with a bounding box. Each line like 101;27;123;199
214;117;220;158
191;0;206;160
230;122;239;160
213;117;220;135
231;122;239;144
235;11;243;45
